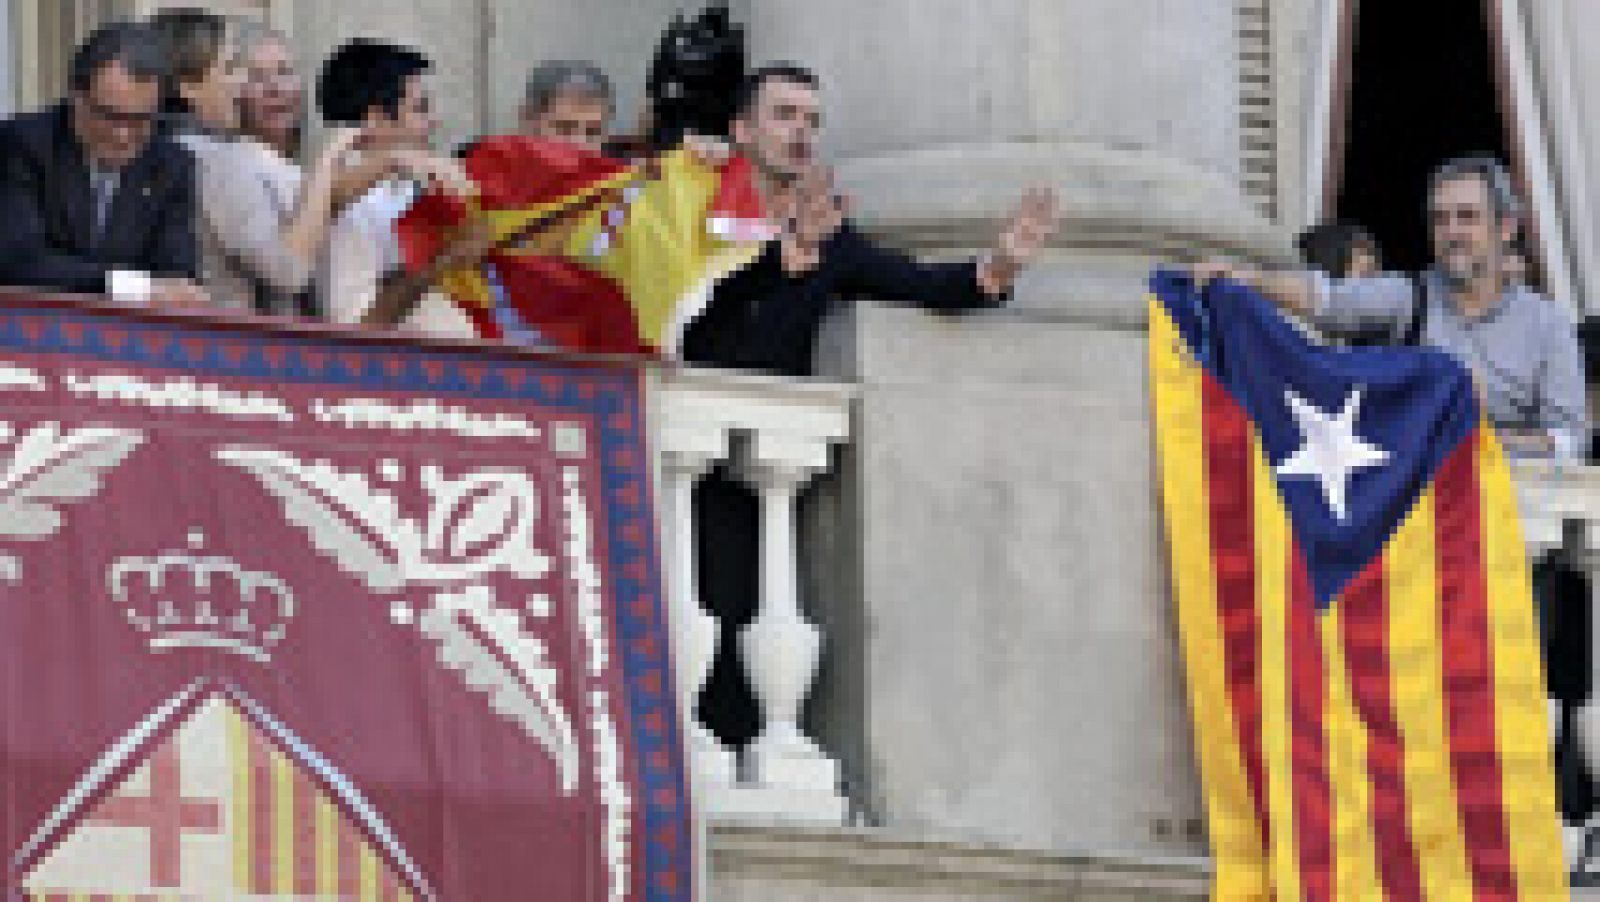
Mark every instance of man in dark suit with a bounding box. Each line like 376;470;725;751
0;21;208;307
682;64;1057;377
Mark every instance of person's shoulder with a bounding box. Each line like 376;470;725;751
1512;283;1578;330
173;131;222;162
0;104;67;155
147;130;198;169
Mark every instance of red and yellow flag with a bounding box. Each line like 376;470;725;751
398;136;771;356
1149;270;1566;900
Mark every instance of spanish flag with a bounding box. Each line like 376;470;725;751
1149;270;1567;900
397;137;771;355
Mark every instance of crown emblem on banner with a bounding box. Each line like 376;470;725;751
107;530;297;663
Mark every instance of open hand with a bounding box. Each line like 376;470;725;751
683;133;733;168
772;166;848;276
978;186;1058;296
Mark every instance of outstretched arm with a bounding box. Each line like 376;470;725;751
1191;261;1320;317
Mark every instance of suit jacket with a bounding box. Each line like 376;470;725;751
0;103;198;295
681;221;1001;377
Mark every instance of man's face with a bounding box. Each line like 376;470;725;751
70;60;161;169
521;90;609;153
1430;175;1513;289
237;36;303;146
732;78;821;182
366;72;436;151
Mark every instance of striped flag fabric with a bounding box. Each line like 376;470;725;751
1148;269;1567;900
397;137;771;356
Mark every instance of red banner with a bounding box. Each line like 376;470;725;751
0;295;691;900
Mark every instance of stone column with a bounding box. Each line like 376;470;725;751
740;0;1286;856
741;0;1288;324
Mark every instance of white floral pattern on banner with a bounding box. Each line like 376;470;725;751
419;585;578;793
0;362;47;392
64;371;295;422
0;421;145;583
311;398;542;440
563;465;630;901
214;446;577;794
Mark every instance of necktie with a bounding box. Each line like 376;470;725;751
90;170;117;246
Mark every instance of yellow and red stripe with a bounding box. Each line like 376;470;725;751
1150;297;1566;900
226;704;413;900
398;138;769;356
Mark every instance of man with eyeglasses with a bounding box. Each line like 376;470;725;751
1195;155;1588;462
0;21;208;307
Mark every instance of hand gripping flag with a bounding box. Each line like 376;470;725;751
397;137;771;356
1148;270;1567;900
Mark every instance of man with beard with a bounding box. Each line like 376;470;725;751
1196;155;1587;461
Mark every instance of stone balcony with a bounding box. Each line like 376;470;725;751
647;373;1600;896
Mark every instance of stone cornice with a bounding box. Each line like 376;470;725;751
836;139;1296;266
710;821;1211;897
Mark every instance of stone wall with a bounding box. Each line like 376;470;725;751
213;0;1291;861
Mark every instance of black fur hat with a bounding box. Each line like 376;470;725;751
646;3;747;151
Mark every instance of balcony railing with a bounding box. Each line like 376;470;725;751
649;365;856;824
1514;460;1600;868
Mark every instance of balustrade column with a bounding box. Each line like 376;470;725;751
653;370;855;824
1512;462;1600;872
734;434;848;824
657;426;736;793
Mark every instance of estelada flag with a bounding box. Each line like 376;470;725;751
397;137;772;356
1148;270;1567;900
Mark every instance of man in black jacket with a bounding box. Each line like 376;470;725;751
681;65;1057;751
0;22;207;307
682;64;1056;377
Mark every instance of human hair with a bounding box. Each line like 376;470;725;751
233;19;290;68
148;8;228;118
317;38;430;125
523;60;613;118
68;20;168;94
1296;222;1378;279
1428;154;1524;224
732;63;820;120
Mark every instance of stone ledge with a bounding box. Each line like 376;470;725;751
835;139;1295;267
708;821;1211;900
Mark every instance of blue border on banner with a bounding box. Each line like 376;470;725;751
0;305;691;902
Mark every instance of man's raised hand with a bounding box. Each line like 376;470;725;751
774;166;848;276
978;185;1059;296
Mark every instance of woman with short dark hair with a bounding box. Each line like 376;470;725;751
1295;221;1381;280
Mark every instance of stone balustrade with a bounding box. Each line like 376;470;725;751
649;365;856;825
1514;460;1600;871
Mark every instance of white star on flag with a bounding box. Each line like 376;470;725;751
1274;387;1390;522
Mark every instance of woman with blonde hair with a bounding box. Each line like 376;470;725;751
151;9;373;316
232;19;303;161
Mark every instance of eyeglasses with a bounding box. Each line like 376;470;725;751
1430;206;1487;227
77;94;158;128
241;63;299;90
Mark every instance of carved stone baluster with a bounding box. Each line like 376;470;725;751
658;427;736;792
735;433;847;823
